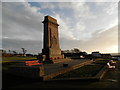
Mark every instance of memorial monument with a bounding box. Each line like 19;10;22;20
42;16;63;62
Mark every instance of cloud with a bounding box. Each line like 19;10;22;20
85;26;118;53
60;26;118;53
0;2;2;49
43;2;118;41
2;2;44;41
47;2;92;41
105;2;118;15
2;2;44;54
71;2;96;19
2;2;118;54
53;13;77;40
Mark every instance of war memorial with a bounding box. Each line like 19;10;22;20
42;16;64;62
2;16;120;88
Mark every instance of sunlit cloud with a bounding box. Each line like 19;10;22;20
106;45;118;53
2;2;118;54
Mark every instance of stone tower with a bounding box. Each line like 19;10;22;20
42;16;63;61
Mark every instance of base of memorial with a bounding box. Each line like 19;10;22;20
43;58;72;64
43;60;54;64
49;54;64;60
52;58;72;63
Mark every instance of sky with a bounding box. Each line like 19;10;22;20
1;1;119;54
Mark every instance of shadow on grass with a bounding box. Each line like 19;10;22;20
2;72;97;89
2;72;43;89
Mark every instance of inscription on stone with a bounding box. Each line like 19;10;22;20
51;36;57;48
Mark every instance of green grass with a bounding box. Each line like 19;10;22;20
2;56;37;63
94;58;105;60
94;60;109;65
54;60;108;79
2;56;37;71
54;64;104;79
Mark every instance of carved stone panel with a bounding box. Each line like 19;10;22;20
51;36;57;48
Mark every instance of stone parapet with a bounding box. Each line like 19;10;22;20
5;65;44;79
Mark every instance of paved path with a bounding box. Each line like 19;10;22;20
43;59;89;75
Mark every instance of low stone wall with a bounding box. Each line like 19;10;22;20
5;66;44;79
3;60;108;81
95;65;108;80
52;58;72;64
43;60;94;81
45;65;108;81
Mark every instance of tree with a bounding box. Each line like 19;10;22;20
21;48;27;56
12;51;17;55
8;50;11;54
2;50;6;54
73;48;81;53
82;52;88;55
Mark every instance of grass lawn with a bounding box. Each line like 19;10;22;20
2;56;37;71
54;60;109;79
93;60;109;65
2;56;37;63
54;64;104;79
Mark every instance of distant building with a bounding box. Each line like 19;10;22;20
101;54;112;59
111;55;120;60
118;57;120;61
62;52;88;59
92;51;101;58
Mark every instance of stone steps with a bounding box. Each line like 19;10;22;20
52;58;72;63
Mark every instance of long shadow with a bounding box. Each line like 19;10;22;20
2;71;101;89
2;72;42;89
2;71;98;89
